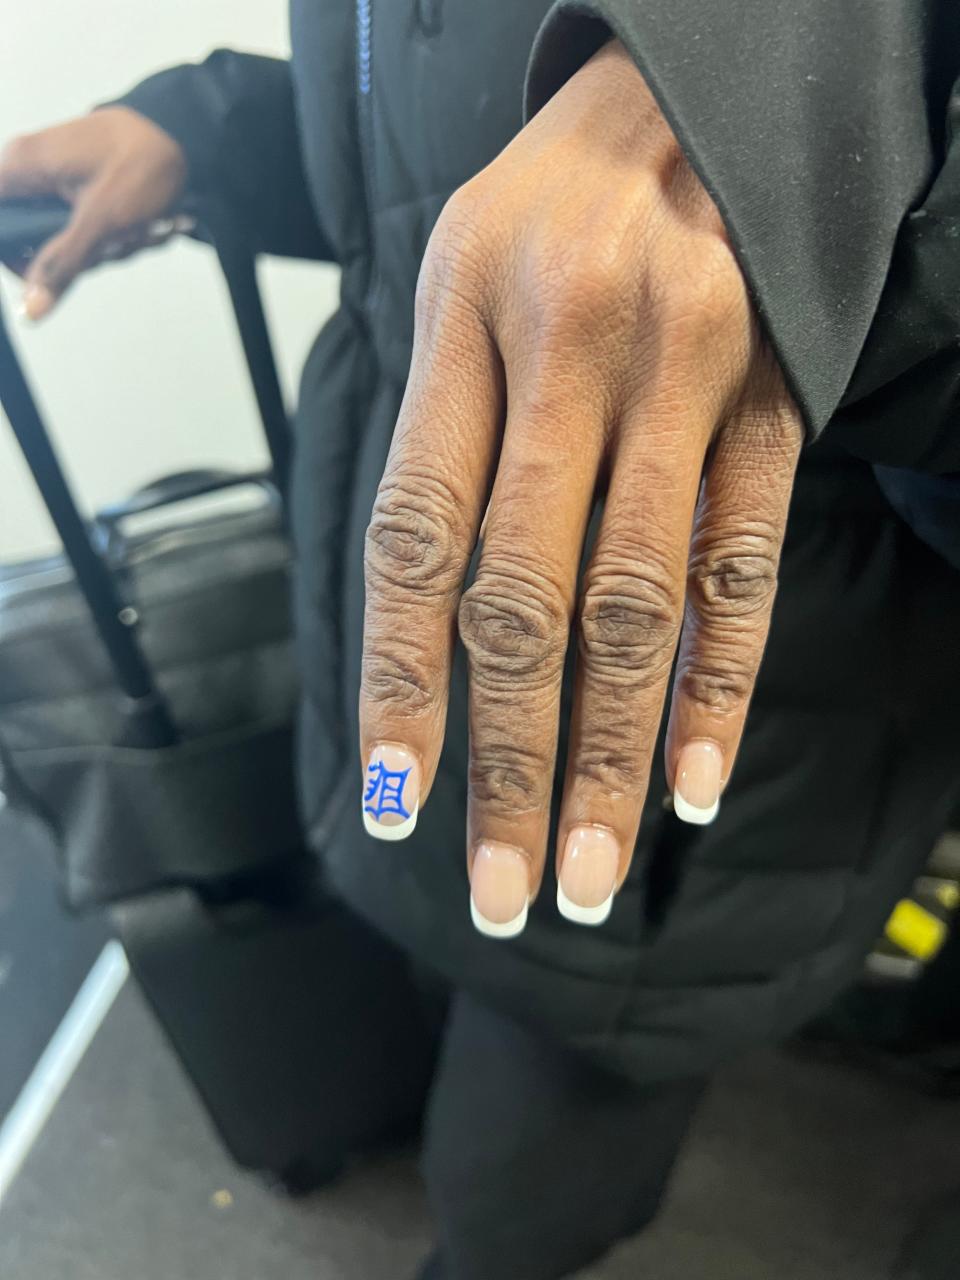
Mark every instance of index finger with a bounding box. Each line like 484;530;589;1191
359;276;502;840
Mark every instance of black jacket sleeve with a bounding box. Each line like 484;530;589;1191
525;2;960;472
113;51;332;262
834;84;960;472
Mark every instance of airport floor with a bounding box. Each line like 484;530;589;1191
2;808;960;1280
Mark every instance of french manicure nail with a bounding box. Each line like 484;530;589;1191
557;826;619;926
673;740;723;825
20;283;54;322
362;743;420;841
470;842;530;939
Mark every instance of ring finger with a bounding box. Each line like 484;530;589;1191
554;398;708;925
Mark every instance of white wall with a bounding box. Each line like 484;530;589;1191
0;1;339;560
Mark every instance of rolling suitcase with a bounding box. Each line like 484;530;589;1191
0;198;375;1188
0;197;299;907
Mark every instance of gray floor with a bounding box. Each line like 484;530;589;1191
1;974;959;1280
0;807;106;1116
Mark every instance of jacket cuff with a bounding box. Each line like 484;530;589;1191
106;65;225;195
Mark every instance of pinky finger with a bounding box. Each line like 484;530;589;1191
665;391;803;824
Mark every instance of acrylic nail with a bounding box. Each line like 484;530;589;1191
470;842;530;939
362;742;420;841
557;826;619;926
673;740;723;825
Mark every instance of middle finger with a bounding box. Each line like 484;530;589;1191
459;369;604;937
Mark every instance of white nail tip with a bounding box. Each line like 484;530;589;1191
556;882;614;926
672;791;720;825
470;897;528;939
362;805;418;841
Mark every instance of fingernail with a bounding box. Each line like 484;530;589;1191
470;842;530;939
20;283;54;322
673;740;723;825
362;743;420;841
557;826;619;926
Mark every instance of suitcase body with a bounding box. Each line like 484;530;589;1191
0;198;345;1185
0;471;302;907
113;874;435;1192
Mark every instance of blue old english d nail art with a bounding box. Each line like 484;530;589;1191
363;743;420;840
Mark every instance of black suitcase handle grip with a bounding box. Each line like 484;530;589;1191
0;195;71;257
95;467;277;524
0;193;290;492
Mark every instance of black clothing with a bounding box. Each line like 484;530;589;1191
211;892;704;1280
528;1;960;468
422;993;702;1280
896;1201;960;1280
118;1;960;1087
875;465;960;570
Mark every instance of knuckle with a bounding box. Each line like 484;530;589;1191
739;391;805;457
416;184;490;322
365;474;466;598
679;235;742;309
695;234;743;296
458;567;567;690
555;251;619;313
675;653;755;714
361;641;436;715
579;563;681;685
572;701;652;795
469;739;548;814
659;236;747;349
687;528;780;621
530;242;621;338
573;739;645;797
435;179;485;239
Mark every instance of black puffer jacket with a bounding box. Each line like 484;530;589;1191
121;1;960;1083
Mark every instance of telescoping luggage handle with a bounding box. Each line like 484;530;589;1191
201;201;290;494
0;197;289;748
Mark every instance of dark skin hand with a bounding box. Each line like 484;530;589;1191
360;40;803;935
0;48;802;938
0;106;188;319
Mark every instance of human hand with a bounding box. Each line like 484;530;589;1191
360;40;802;937
0;107;188;320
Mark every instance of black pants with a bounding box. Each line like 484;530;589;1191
307;900;703;1280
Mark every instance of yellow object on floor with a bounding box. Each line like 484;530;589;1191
934;881;960;911
885;899;948;962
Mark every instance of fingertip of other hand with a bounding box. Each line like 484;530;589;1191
19;282;55;322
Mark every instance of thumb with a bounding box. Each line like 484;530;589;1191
21;184;114;320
